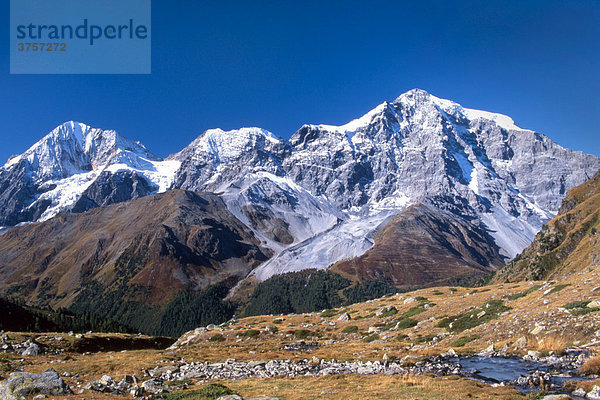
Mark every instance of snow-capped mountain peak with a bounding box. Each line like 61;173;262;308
0;122;177;225
1;89;598;282
395;88;527;132
3;121;94;181
178;127;283;158
308;102;390;135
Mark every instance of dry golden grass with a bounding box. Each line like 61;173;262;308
171;280;600;362
563;377;600;394
527;334;579;353
580;356;600;375
24;374;527;400
3;277;600;399
222;374;526;400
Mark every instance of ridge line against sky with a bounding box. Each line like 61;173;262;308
1;0;598;163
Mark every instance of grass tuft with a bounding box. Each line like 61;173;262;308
363;333;380;343
450;335;480;347
341;325;359;334
580;356;600;375
396;318;418;329
237;329;260;338
436;300;511;333
292;329;317;339
563;301;600;316
166;383;235;399
207;333;225;342
378;308;398;318
320;309;339;318
507;285;541;300
543;284;569;296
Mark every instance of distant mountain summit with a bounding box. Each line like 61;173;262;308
1;89;598;285
0;121;179;226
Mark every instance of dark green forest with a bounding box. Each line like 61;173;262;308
0;297;133;333
69;280;236;337
3;270;401;337
244;270;398;316
154;283;235;337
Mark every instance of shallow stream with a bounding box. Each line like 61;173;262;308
452;356;592;395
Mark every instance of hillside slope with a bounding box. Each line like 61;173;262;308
494;169;600;281
333;203;504;287
0;190;269;334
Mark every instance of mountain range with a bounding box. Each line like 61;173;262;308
0;88;598;333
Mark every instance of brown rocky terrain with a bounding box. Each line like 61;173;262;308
0;190;270;334
333;203;504;287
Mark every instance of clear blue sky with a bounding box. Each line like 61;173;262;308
1;0;599;163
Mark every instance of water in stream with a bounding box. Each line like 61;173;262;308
452;356;592;394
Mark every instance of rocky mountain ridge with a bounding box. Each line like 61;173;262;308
1;89;598;283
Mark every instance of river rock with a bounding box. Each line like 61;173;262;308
443;348;457;357
207;324;223;331
130;385;143;396
478;344;495;357
141;378;168;394
247;397;280;400
0;369;71;399
98;375;115;386
21;341;43;356
527;350;540;358
572;387;586;397
337;313;351;321
513;336;527;349
529;325;544;335
587;385;600;400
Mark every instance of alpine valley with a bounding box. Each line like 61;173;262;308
0;88;598;336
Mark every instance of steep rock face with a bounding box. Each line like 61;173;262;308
172;127;289;192
0;121;178;226
0;190;269;332
71;170;158;213
333;203;504;287
494;170;600;282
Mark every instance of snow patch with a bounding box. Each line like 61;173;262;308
251;211;396;281
221;171;340;250
311;103;387;138
463;108;525;132
453;152;474;184
370;192;411;211
427;93;530;132
36;171;99;221
104;157;180;193
480;206;543;258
